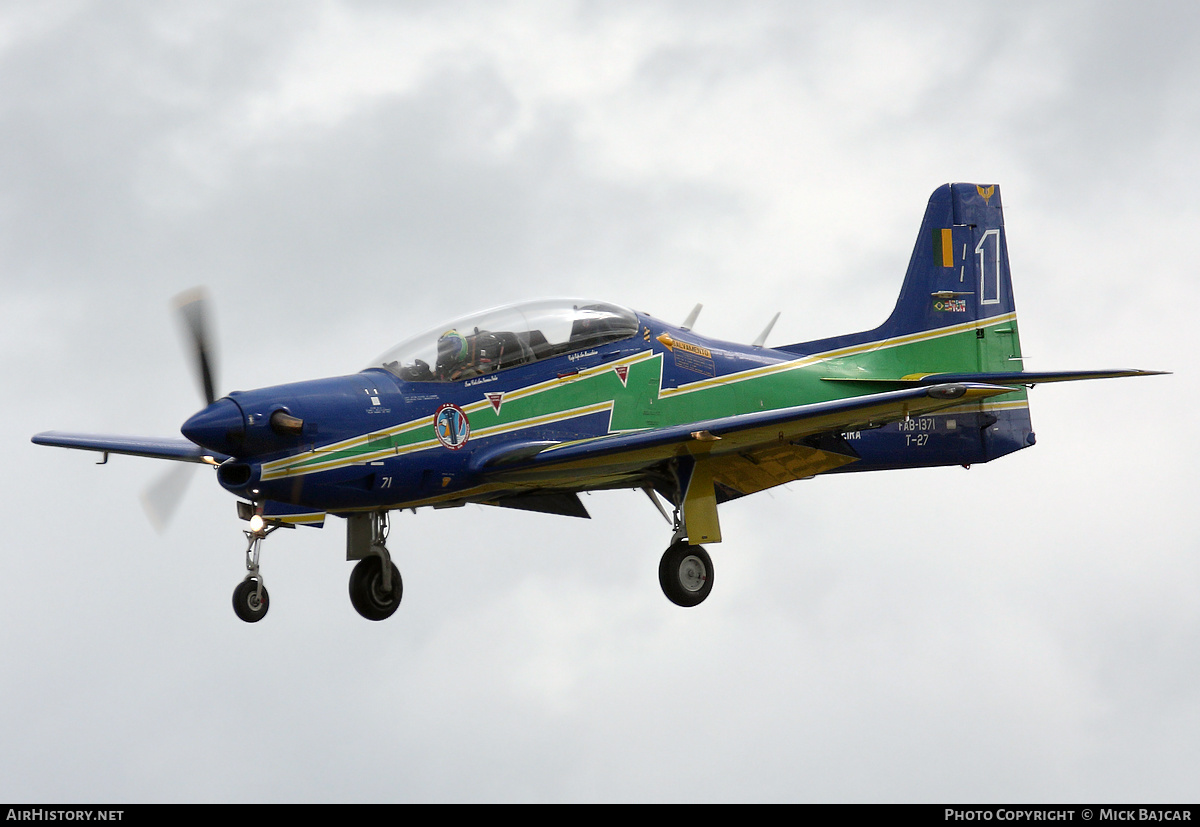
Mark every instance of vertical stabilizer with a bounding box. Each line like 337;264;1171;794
878;182;1017;344
782;183;1023;376
781;183;1031;462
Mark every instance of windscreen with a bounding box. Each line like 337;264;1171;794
373;299;638;382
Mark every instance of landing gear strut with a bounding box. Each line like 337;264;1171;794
656;494;714;608
346;511;403;621
232;515;275;623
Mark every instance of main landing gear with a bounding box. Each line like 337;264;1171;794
346;511;402;621
659;539;713;608
655;498;714;608
348;555;403;621
648;458;719;607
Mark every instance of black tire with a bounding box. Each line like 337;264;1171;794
658;541;713;607
349;556;403;621
232;579;269;623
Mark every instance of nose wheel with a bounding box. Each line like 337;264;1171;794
232;577;269;623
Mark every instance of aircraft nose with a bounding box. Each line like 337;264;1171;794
182;398;245;456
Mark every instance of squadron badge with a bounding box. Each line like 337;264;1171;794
434;404;470;450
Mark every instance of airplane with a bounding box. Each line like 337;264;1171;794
32;183;1164;623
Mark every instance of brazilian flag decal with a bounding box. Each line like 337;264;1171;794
933;227;954;268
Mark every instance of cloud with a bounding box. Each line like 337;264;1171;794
3;0;1195;802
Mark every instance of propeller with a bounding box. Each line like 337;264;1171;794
173;287;219;406
141;461;197;533
140;287;222;532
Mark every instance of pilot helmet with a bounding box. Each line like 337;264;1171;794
437;329;468;364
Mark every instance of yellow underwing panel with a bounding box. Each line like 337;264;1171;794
684;458;721;544
709;444;858;497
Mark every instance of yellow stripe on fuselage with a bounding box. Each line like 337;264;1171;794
659;313;1018;399
261;316;1019;480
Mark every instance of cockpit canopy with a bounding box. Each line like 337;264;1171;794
373;299;639;383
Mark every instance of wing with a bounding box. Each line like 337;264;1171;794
471;382;1016;543
31;431;226;464
475;382;1017;492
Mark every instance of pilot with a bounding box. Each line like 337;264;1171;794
437;328;503;380
436;329;471;380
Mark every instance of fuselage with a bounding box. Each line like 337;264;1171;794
181;300;1034;515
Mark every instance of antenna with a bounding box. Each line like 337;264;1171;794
751;312;781;348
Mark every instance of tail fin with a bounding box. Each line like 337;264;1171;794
777;183;1162;463
780;183;1032;462
878;182;1016;353
782;182;1022;376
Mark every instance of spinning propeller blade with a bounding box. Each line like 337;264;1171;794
140;287;222;532
174;287;219;406
140;462;197;534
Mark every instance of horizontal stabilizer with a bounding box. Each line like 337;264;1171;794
917;369;1168;385
821;369;1167;385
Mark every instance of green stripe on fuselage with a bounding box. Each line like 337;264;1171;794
263;316;1023;480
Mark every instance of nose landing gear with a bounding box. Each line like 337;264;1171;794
232;512;275;623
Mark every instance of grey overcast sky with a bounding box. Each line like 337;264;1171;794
1;0;1194;803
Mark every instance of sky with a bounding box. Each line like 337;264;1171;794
1;0;1195;804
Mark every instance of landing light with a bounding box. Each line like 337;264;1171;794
249;515;266;534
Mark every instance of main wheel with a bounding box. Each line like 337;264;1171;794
349;556;403;621
659;541;713;607
232;578;269;623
